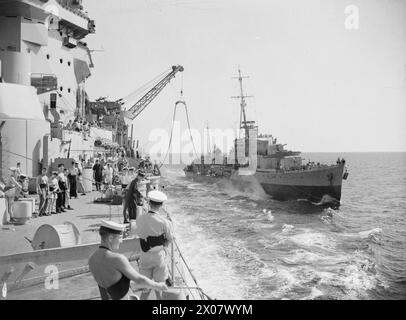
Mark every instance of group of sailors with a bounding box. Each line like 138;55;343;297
36;162;85;216
92;160;160;192
64;117;103;132
89;189;174;300
0;161;85;222
1;160;182;300
0;163;30;223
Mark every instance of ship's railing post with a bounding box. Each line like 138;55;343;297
171;241;175;283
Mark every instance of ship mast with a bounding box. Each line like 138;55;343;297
206;122;212;159
232;67;254;156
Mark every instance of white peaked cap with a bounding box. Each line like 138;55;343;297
148;190;168;203
100;220;125;233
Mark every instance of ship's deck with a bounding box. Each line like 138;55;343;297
0;191;116;256
1;189;202;300
1;190;131;300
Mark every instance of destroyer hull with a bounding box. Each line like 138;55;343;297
253;164;345;202
260;183;341;202
185;163;345;203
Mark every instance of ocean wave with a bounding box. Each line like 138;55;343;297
213;178;268;201
358;228;383;243
282;224;295;233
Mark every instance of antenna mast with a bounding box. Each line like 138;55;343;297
231;67;254;139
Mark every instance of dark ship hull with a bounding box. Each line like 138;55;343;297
252;163;345;202
185;163;346;204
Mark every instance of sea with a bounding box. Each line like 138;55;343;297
161;152;406;300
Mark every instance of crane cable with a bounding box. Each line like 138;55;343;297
121;68;172;109
159;93;199;169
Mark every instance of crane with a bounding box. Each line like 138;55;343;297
122;65;184;120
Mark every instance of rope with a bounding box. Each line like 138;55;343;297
164;209;213;300
1;149;34;162
174;260;197;300
121;68;172;110
159;98;199;169
173;238;212;300
183;102;199;159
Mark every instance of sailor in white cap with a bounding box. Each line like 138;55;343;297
128;167;136;181
18;174;29;198
134;190;173;300
120;167;130;190
88;220;167;300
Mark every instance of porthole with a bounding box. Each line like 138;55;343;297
60;86;63;91
46;54;50;59
68;88;71;93
60;58;63;64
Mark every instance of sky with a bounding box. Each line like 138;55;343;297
84;0;406;153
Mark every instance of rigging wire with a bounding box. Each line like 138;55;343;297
121;68;172;109
159;96;199;169
164;208;212;300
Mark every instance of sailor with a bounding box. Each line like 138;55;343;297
15;162;22;179
120;167;130;190
104;163;114;186
68;161;78;199
93;159;103;191
56;164;67;213
18;174;29;198
64;168;74;210
122;170;146;223
138;158;146;170
128;167;136;181
136;170;149;195
4;168;22;223
144;157;152;172
89;220;167;300
36;167;49;216
76;161;86;196
134;190;173;300
153;161;161;176
65;119;73;130
47;172;59;215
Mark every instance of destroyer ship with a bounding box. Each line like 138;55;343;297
0;0;206;300
184;69;349;204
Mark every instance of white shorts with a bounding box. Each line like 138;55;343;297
139;250;167;282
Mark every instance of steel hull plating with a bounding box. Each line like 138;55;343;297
185;164;345;203
253;164;345;202
260;183;341;202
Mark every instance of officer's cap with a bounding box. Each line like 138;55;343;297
148;190;167;204
100;220;125;235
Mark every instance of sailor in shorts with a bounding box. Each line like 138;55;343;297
89;220;167;300
47;172;59;215
134;190;173;300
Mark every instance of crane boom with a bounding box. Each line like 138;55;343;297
124;65;184;120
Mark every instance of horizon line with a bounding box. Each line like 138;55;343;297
145;151;406;155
